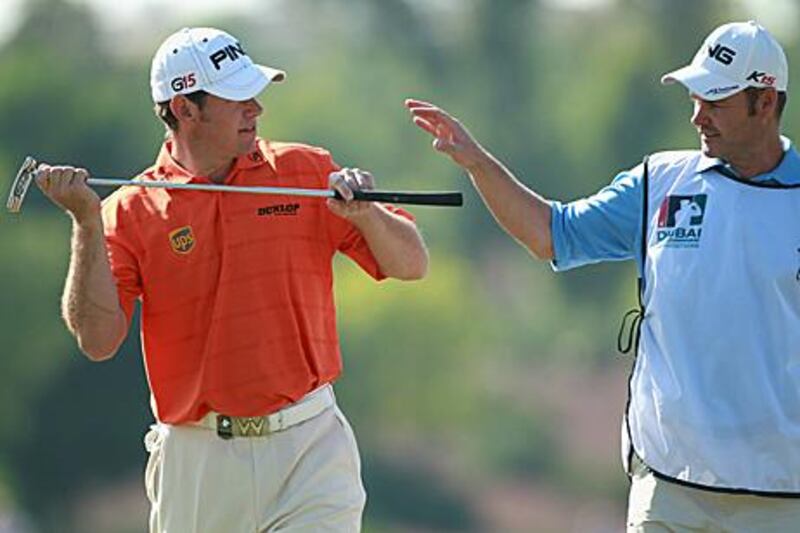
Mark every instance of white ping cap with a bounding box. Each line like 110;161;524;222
150;27;285;103
661;21;787;101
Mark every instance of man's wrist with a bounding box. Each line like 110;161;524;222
462;146;493;174
71;208;104;232
464;160;486;174
348;203;385;229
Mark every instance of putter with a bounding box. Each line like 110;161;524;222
6;156;463;213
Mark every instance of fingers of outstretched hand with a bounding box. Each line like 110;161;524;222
412;116;438;136
406;101;460;147
406;98;483;170
404;97;432;109
405;98;455;123
420;120;455;154
404;98;446;114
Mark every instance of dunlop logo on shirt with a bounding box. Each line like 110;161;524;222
257;203;301;216
169;226;196;254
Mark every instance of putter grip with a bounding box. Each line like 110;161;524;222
337;190;463;207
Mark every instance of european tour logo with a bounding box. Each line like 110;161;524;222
656;194;708;248
169;226;196;254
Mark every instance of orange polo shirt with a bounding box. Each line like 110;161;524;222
102;138;413;424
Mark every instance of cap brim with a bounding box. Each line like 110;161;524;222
206;64;286;102
661;64;744;101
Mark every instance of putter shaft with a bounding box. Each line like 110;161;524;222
6;156;463;212
90;178;462;206
88;178;339;199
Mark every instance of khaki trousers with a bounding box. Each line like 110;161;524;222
144;405;366;533
627;457;800;532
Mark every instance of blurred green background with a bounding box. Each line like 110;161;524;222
0;0;797;531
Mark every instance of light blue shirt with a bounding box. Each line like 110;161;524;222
550;137;800;274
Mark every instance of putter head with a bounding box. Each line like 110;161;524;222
6;156;39;213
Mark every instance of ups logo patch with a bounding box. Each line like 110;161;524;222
169;226;195;254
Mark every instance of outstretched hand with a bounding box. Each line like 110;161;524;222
404;98;486;171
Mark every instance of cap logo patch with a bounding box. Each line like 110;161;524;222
169;226;196;254
209;42;246;70
746;71;776;86
170;73;197;92
705;84;739;96
708;44;736;65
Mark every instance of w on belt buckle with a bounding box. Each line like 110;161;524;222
216;414;269;439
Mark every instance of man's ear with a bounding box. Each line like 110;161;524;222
758;88;779;119
169;95;198;124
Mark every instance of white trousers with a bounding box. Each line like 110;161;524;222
627;456;800;532
144;405;366;533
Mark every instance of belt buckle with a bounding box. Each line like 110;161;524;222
216;415;234;440
234;416;268;437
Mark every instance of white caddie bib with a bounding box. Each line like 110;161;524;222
626;150;800;494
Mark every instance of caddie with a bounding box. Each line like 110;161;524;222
407;20;800;532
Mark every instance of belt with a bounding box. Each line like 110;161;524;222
192;384;335;439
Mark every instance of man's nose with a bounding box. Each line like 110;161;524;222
245;99;263;117
691;100;709;127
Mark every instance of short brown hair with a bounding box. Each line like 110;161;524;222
154;91;209;131
744;87;787;119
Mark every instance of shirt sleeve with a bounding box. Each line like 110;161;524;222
550;164;644;272
101;199;143;322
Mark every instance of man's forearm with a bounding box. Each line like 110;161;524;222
403;100;554;259
466;150;553;260
62;215;128;361
352;206;429;280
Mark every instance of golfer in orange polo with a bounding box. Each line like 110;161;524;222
35;27;429;532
